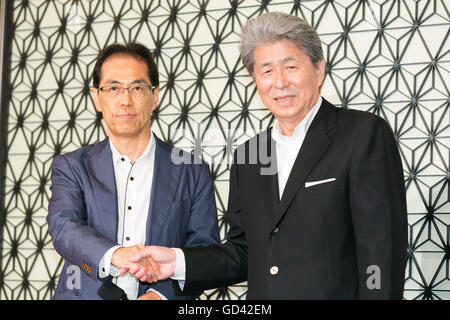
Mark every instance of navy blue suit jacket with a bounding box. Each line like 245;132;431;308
47;134;220;299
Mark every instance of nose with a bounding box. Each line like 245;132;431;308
119;87;133;107
273;70;289;89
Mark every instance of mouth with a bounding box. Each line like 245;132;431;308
274;95;295;102
116;113;137;120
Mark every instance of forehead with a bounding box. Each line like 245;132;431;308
100;54;150;83
254;39;307;66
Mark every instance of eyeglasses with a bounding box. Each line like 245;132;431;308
98;84;157;98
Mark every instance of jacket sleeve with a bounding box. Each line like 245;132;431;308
349;116;408;299
143;162;222;299
180;158;248;296
47;155;117;280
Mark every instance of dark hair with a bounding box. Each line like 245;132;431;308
92;42;159;88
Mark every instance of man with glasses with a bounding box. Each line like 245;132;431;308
47;42;220;300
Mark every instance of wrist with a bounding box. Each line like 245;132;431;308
111;246;125;268
100;245;122;277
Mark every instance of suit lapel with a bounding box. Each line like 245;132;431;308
255;129;280;224
271;100;337;229
145;134;181;245
85;138;118;242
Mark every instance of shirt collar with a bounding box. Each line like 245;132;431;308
272;96;322;143
109;131;156;164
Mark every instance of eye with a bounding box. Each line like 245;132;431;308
132;85;143;92
287;65;296;70
109;86;119;92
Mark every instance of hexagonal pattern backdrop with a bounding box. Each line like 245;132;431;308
0;0;449;300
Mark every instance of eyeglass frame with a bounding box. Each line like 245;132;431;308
97;84;157;97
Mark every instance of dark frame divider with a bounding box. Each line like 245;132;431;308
0;0;14;292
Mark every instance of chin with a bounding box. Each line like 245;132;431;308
274;111;298;119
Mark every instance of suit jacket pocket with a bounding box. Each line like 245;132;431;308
303;179;345;197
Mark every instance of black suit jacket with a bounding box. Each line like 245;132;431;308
180;98;408;299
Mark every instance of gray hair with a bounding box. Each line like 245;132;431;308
240;12;324;77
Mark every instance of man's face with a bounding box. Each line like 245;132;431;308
92;54;159;140
253;39;325;127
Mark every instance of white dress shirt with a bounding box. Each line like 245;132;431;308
172;97;323;281
98;131;157;300
272;96;322;199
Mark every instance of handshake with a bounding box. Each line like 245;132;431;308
111;244;176;283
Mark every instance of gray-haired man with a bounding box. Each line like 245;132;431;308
130;12;408;300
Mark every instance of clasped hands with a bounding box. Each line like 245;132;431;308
111;244;176;283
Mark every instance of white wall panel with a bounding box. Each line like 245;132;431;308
0;0;449;300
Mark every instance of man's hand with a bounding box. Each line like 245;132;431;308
111;244;160;281
137;291;163;300
128;246;177;283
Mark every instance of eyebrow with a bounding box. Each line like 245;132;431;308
259;56;297;68
282;56;297;63
103;79;149;85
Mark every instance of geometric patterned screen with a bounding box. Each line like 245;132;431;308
0;0;449;300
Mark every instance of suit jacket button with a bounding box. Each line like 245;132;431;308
270;266;279;275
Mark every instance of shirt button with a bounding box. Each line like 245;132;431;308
126;237;130;241
120;157;125;161
270;266;279;275
128;206;132;210
130;177;134;181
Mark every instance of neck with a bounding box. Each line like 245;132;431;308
277;95;321;136
277;108;311;136
109;130;151;163
278;119;302;136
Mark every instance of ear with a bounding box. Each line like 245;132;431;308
316;59;326;87
151;87;160;112
92;87;102;113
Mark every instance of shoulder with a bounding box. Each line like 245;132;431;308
337;107;384;124
53;139;108;166
322;101;397;148
154;133;209;169
323;99;393;134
